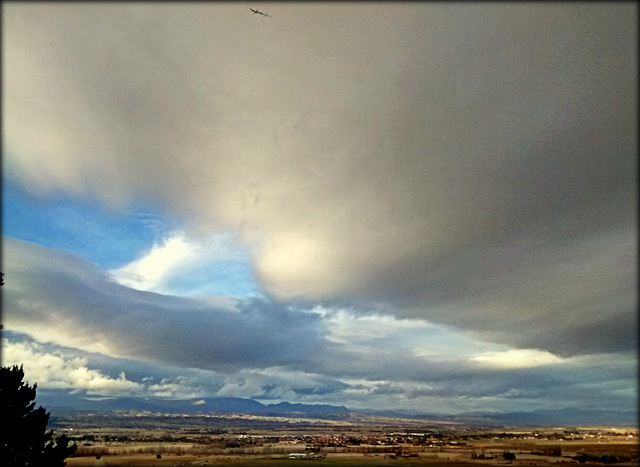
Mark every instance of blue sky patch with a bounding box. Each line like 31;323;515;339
3;176;173;269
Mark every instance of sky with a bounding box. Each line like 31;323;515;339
1;2;637;416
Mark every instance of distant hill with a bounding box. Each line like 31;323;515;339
152;397;268;414
36;390;637;427
360;407;638;427
261;401;349;416
36;390;350;419
489;407;639;427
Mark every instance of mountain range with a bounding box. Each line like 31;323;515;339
36;390;637;427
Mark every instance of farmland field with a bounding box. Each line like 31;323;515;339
56;412;638;467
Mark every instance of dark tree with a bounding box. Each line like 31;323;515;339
0;365;76;467
1;272;4;330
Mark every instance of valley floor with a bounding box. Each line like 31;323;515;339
61;423;638;467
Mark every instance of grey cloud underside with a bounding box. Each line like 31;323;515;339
3;238;324;371
3;4;637;357
370;231;637;356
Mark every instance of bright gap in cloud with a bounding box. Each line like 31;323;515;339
107;232;259;297
2;176;173;269
109;234;196;291
471;348;565;369
318;307;493;359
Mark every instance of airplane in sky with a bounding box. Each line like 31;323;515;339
250;8;272;18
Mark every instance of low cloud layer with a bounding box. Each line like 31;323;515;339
3;339;143;396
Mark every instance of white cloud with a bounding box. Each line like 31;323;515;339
2;337;213;399
217;372;269;399
146;376;205;399
214;367;350;403
2;339;143;396
322;309;431;344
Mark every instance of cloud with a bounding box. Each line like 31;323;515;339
3;3;636;358
216;367;351;402
2;237;326;371
145;376;206;399
2;4;637;417
409;231;638;356
471;349;565;369
2;338;143;396
109;234;197;291
108;231;257;296
3;336;216;400
3;236;636;413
